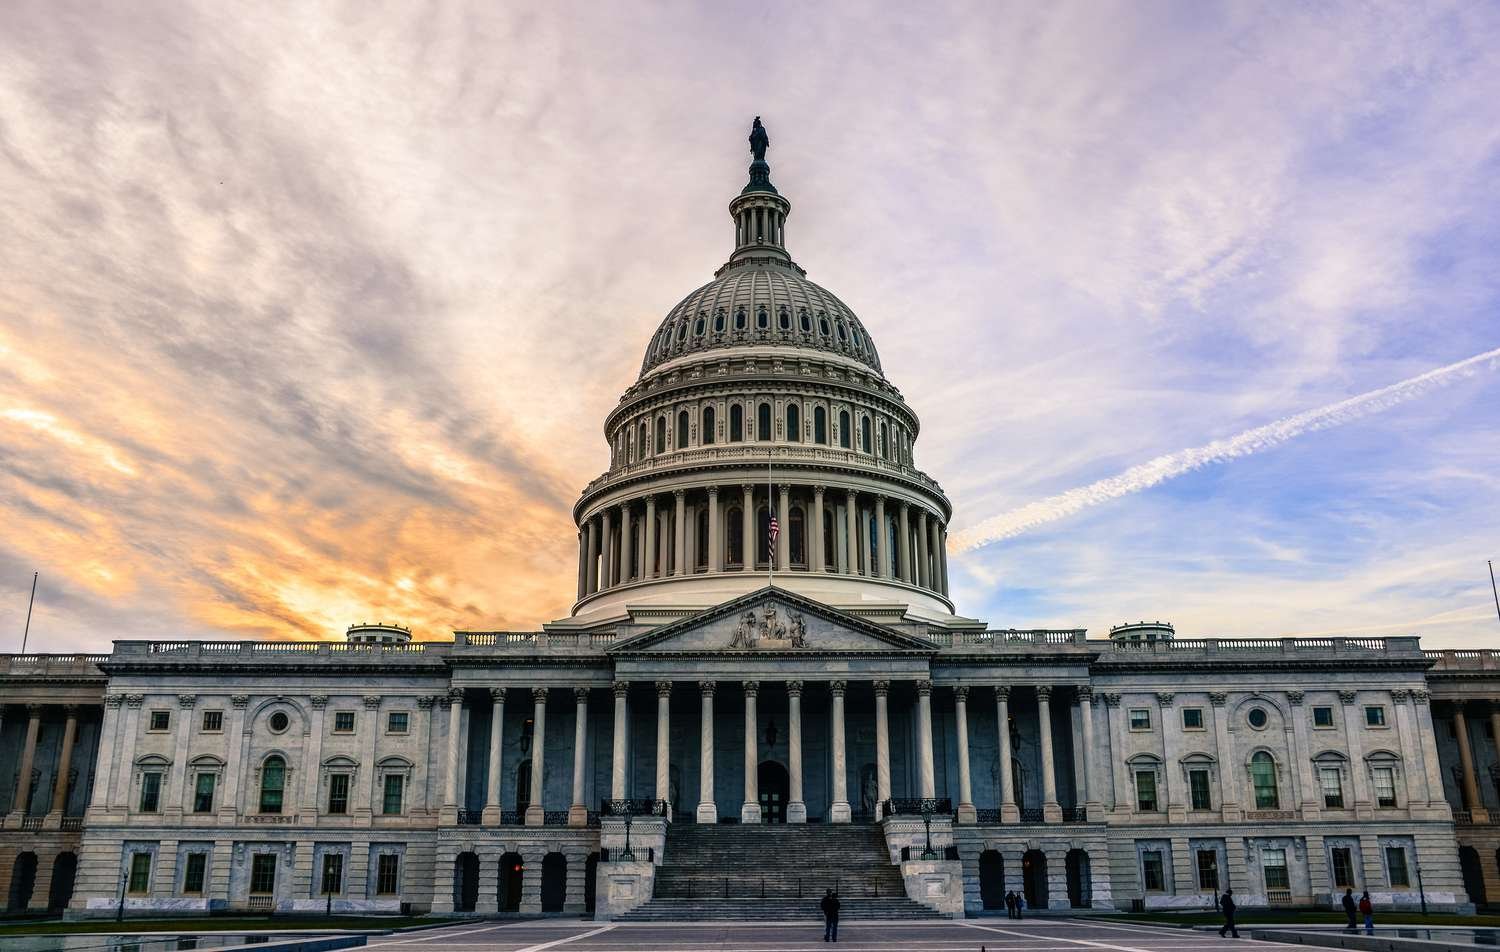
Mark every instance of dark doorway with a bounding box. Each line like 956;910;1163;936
454;852;479;913
7;852;37;911
1022;849;1048;911
1462;846;1486;907
979;850;1005;910
758;761;789;824
585;853;599;915
47;852;77;911
500;852;523;912
516;761;532;817
541;853;566;913
1066;849;1091;908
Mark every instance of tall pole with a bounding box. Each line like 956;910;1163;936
1490;561;1500;629
21;572;36;653
767;454;773;586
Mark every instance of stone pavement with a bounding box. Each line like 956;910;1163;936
363;917;1284;952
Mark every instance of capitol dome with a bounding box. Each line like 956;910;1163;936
565;118;958;625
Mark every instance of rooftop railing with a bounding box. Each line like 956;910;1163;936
1098;636;1422;657
1424;649;1500;671
925;629;1087;648
0;654;109;676
579;444;946;498
112;641;451;661
455;631;616;651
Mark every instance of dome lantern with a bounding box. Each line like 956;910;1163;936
726;117;793;270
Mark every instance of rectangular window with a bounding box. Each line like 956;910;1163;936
200;710;223;732
249;854;277;894
320;854;344;895
386;711;409;734
1182;707;1205;730
1129;708;1151;731
1142;850;1165;891
148;710;171;731
327;774;350;815
1196;849;1220;891
1373;767;1398;808
333;711;356;733
193;773;216;813
1263;848;1289;889
376;854;401;895
127;852;152;894
1386;847;1410;887
139;772;162;813
1135;771;1158;812
1365;706;1387;727
1331;847;1355;888
1189;769;1213;810
182;853;207;894
382;775;405;815
1313;706;1335;728
1320;767;1345;809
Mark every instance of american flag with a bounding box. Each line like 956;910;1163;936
768;515;779;545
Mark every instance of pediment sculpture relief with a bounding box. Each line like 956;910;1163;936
730;605;808;649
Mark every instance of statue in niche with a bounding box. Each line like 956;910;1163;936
731;610;759;648
788;612;807;648
860;764;878;817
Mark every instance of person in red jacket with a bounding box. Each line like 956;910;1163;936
1359;891;1374;935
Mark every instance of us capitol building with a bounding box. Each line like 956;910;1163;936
3;120;1499;921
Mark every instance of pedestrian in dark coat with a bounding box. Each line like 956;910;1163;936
1218;889;1239;938
822;888;840;943
1342;888;1358;932
1359;891;1374;935
1004;890;1017;919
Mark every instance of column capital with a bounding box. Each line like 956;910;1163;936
645;494;658;510
613;681;630;699
531;687;548;704
1077;686;1094;702
1102;692;1122;707
1036;685;1052;701
900;500;910;511
62;704;80;717
741;483;755;494
673;487;686;498
916;680;933;697
573;687;589;703
1208;692;1227;707
813;485;826;498
177;694;197;708
699;680;717;697
447;688;465;704
743;680;760;698
707;485;720;498
417;695;438;709
786;680;803;697
1155;692;1174;708
1389;689;1410;703
655;680;673;698
954;685;969;703
1287;690;1305;706
873;680;890;698
230;694;249;709
1338;690;1358;704
777;483;792;494
829;680;847;697
363;694;382;709
307;694;326;709
994;685;1010;701
1412;689;1429;705
490;687;508;703
104;694;125;709
24;702;42;716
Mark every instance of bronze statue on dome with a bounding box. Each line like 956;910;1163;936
749;117;769;162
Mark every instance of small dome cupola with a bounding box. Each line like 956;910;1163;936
726;116;793;268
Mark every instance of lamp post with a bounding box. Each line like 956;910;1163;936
920;799;937;860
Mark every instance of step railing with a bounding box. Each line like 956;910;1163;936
655;875;894;900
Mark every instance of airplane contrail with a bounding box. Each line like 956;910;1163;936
948;345;1500;554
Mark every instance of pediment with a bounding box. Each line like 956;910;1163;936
608;586;936;656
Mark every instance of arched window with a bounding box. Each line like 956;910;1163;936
814;406;828;444
789;506;806;566
693;316;704;336
819;314;831;336
779;309;791;330
638;422;647;458
676;410;689;448
695;510;709;570
838;410;851;449
786;404;801;442
1250;752;1279;809
860;416;872;454
757;308;769;330
626;429;635;463
655;417;666;455
757;403;772;441
730;405;744;442
714;310;726;333
726;507;743;567
822;509;835;570
702;406;716;445
735;309;746;330
836;322;847;342
260;756;286;814
879;421;889;459
800;310;812;333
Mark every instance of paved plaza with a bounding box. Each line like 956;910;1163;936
364;918;1262;952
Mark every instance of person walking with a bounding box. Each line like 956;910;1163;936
1004;890;1017;919
1016;892;1025;920
1359;890;1374;935
821;888;840;943
1218;888;1239;938
1342;888;1358;932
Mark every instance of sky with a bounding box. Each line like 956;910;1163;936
2;1;1499;651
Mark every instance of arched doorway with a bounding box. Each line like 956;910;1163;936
47;852;78;911
1066;849;1091;908
1461;846;1486;907
454;852;479;913
585;853;599;915
979;850;1005;910
7;852;37;911
1022;849;1048;911
500;852;523;913
758;761;789;823
541;853;567;913
515;761;532;817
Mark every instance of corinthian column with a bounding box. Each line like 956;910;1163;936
585;518;600;594
654;681;672;808
440;691;464;824
875;496;890;578
1038;686;1061;822
483;688;505;824
811;487;826;572
697;682;717;823
954;687;975;823
618;502;633;582
673;489;687;576
917;681;936;799
830;681;851;822
610;682;629;800
707;487;722;572
741;485;755;573
569;688;589;826
600;509;614;587
898;503;912;583
787;681;806;823
997;686;1017;822
844;490;859;575
644;495;658;578
741;681;761;823
916;510;930;588
525;688;547;826
776;484;791;570
874;681;892;806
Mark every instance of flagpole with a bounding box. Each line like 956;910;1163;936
21;572;37;654
768;452;774;587
1489;560;1500;629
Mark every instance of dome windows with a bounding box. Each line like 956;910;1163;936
779;308;791;331
838;410;851;448
729;405;744;442
819;314;831;336
693;316;704;337
800;310;812;333
714;310;726;333
676;410;689;448
860;415;872;454
814;406;828;444
702;406;716;444
836;322;847;343
735;309;747;331
655;417;667;455
756;402;772;441
638;422;648;458
757;308;769;330
786;403;801;442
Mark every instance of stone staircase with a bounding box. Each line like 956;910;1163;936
615;823;944;921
